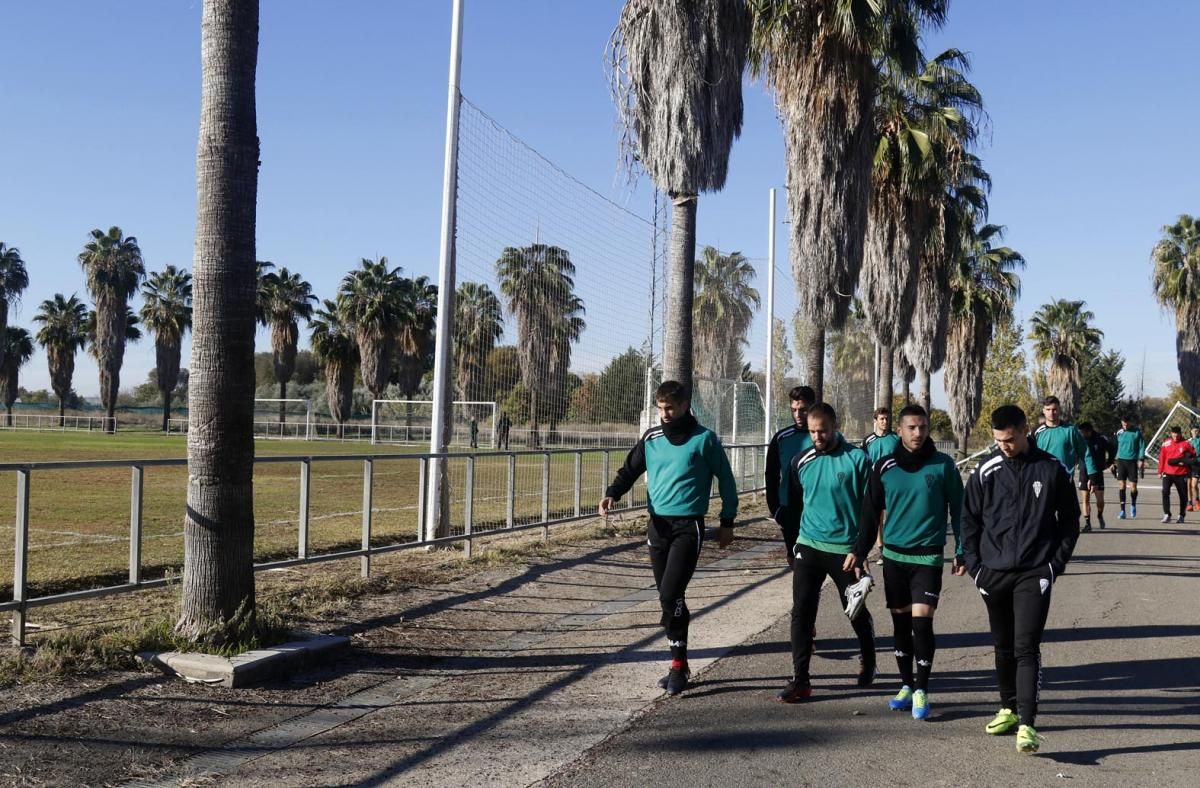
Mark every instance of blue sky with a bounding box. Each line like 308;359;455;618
1;1;1196;406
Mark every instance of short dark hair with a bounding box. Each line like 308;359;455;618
1120;414;1133;423
991;405;1028;431
1078;421;1093;432
1042;395;1060;407
898;404;928;421
874;406;891;418
1170;425;1183;435
807;402;837;423
789;385;816;406
655;380;689;405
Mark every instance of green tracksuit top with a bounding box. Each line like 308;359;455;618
765;424;814;514
1115;428;1146;461
858;445;964;566
783;434;871;554
1188;437;1200;456
1033;422;1096;475
862;431;901;463
605;415;739;521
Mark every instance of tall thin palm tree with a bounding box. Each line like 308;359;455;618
610;0;750;392
1151;215;1200;405
497;243;581;447
141;265;193;431
310;297;359;438
693;246;761;380
392;274;438;429
453;281;504;415
178;0;260;643
78;226;145;432
33;294;88;425
0;242;30;370
339;257;405;403
0;326;35;426
944;222;1024;456
750;0;947;400
257;265;316;422
546;293;587;437
1029;299;1103;419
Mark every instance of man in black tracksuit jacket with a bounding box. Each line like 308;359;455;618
962;405;1080;753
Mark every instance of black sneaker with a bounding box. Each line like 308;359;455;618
665;667;690;696
1082;522;1093;533
776;680;812;703
857;659;877;687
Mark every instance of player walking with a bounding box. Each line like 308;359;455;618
765;386;816;566
1157;426;1196;524
1076;422;1113;531
1114;415;1146;519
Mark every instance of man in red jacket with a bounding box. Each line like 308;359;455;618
1157;426;1196;523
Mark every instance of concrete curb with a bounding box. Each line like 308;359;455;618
137;633;349;688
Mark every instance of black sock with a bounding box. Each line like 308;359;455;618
912;616;935;692
1132;490;1139;505
891;611;914;687
1119;489;1126;506
669;640;687;665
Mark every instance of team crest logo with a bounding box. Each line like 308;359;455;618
925;474;938;489
1033;481;1043;499
837;472;846;482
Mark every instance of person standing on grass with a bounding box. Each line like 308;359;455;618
776;402;876;703
962;405;1080;755
857;404;964;721
497;411;511;451
1157;426;1195;524
765;385;815;567
1187;426;1200;510
599;380;738;697
1114;414;1146;519
1077;422;1113;531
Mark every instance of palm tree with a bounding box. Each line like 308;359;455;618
693;247;761;380
339;257;405;403
453;281;504;415
546;293;587;439
257;265;317;422
78;226;145;432
33;294;88;424
392;274;438;429
178;0;260;644
1029;299;1103;419
610;0;750;392
750;0;947;400
862;47;983;408
141;265;193;431
944;222;1024;456
0;242;30;369
497;243;581;447
310;298;359;438
1152;215;1200;405
0;327;35;426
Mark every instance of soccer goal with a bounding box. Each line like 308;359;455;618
253;398;313;440
371;400;497;447
1145;401;1200;462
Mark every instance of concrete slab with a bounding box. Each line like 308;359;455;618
138;633;350;688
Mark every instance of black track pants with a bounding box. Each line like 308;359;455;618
789;544;875;683
648;514;704;645
976;566;1054;727
1162;475;1187;516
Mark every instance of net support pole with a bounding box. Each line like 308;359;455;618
764;187;776;444
426;0;464;543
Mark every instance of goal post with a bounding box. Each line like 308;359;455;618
371;399;497;447
1145;401;1200;462
252;398;313;440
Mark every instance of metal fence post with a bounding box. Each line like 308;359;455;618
506;453;516;530
573;451;582;518
416;458;427;542
601;450;611;505
129;466;143;584
463;455;474;559
541;452;551;541
298;460;311;559
361;459;373;578
12;469;30;646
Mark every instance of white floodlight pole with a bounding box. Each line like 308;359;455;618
426;0;464;543
764;187;776;444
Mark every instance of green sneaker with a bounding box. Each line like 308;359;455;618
912;689;929;720
985;707;1019;735
1016;724;1041;753
888;685;913;711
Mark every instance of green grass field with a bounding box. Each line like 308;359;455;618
0;430;691;600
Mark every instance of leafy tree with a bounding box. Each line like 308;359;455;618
611;0;749;391
694;247;760;380
141;265;193;430
392;274;438;428
453;282;503;416
1151;214;1200;405
0;327;35;426
257;265;317;421
33;294;89;424
1078;350;1126;435
595;347;648;424
309;298;359;438
974;317;1036;436
339;257;405;402
482;345;521;405
0;242;30;369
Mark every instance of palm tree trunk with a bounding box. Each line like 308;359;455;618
59;397;65;427
877;343;894;411
919;369;932;415
5;405;11;427
278;380;287;423
162;388;172;432
663;193;697;394
958;426;970;460
805;326;825;403
902;374;911;406
177;0;259;643
530;386;540;449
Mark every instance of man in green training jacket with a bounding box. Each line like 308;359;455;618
1032;397;1096;529
600;380;739;697
863;406;901;462
858;404;964;721
1114;414;1147;519
777;402;876;702
766;385;816;567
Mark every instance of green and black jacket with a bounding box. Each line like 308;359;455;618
782;434;871;554
1114;427;1146;461
862;431;901;463
765;423;813;519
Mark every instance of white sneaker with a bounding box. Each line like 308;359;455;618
844;575;874;621
1162;514;1172;523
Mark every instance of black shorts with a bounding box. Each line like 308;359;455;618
1078;471;1104;491
1115;459;1140;482
882;556;943;609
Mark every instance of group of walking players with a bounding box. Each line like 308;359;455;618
597;381;1167;756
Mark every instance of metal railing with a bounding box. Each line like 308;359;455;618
0;413;115;432
0;443;767;646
